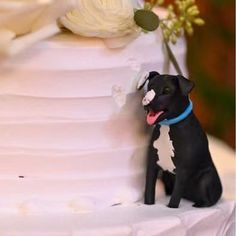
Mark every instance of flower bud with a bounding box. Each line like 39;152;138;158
194;18;205;26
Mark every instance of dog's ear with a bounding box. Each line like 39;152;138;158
137;71;160;90
177;75;195;95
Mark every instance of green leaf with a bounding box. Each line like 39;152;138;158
134;10;159;31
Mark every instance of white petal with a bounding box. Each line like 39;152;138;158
0;2;49;36
2;23;61;56
32;0;76;31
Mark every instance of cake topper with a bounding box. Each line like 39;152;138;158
138;72;222;208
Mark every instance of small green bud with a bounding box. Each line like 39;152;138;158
186;21;192;28
182;1;188;10
176;21;183;29
144;2;152;10
188;9;200;16
163;29;171;40
160;23;165;29
163;29;169;36
170;35;177;44
168;4;174;11
157;0;165;5
187;5;198;13
178;4;184;12
160;0;204;43
167;13;174;20
175;29;182;37
185;24;193;35
186;0;195;8
193;18;205;26
163;32;169;41
179;16;185;22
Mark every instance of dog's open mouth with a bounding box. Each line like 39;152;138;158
146;110;165;125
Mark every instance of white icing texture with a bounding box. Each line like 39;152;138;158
112;85;127;108
0;31;187;213
153;126;176;173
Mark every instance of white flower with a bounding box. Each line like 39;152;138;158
0;0;141;55
0;0;75;56
0;1;50;36
60;0;139;39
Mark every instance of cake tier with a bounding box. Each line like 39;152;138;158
0;31;187;213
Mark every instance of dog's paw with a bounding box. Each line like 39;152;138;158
144;200;155;205
192;202;208;208
144;197;156;205
167;203;179;208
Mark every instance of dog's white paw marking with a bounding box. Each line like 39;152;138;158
153;126;176;173
112;85;127;108
142;89;156;106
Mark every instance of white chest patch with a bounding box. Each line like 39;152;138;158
153;126;176;173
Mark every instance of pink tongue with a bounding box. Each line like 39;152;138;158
147;111;164;125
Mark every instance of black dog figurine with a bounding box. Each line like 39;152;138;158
137;72;222;208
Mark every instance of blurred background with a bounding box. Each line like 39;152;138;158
163;0;235;148
187;0;235;149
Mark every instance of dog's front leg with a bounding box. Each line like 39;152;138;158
167;169;190;208
144;158;159;205
144;126;161;205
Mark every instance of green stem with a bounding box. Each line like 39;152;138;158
163;39;183;75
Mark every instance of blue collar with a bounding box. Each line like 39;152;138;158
159;100;193;126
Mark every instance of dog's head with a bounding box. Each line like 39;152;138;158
137;72;194;125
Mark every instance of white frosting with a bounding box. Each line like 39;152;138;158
0;30;187;213
153;126;175;173
112;85;127;108
0;200;234;235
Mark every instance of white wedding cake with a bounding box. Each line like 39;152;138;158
0;1;234;235
0;30;187;213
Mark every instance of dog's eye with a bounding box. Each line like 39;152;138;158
163;87;171;94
